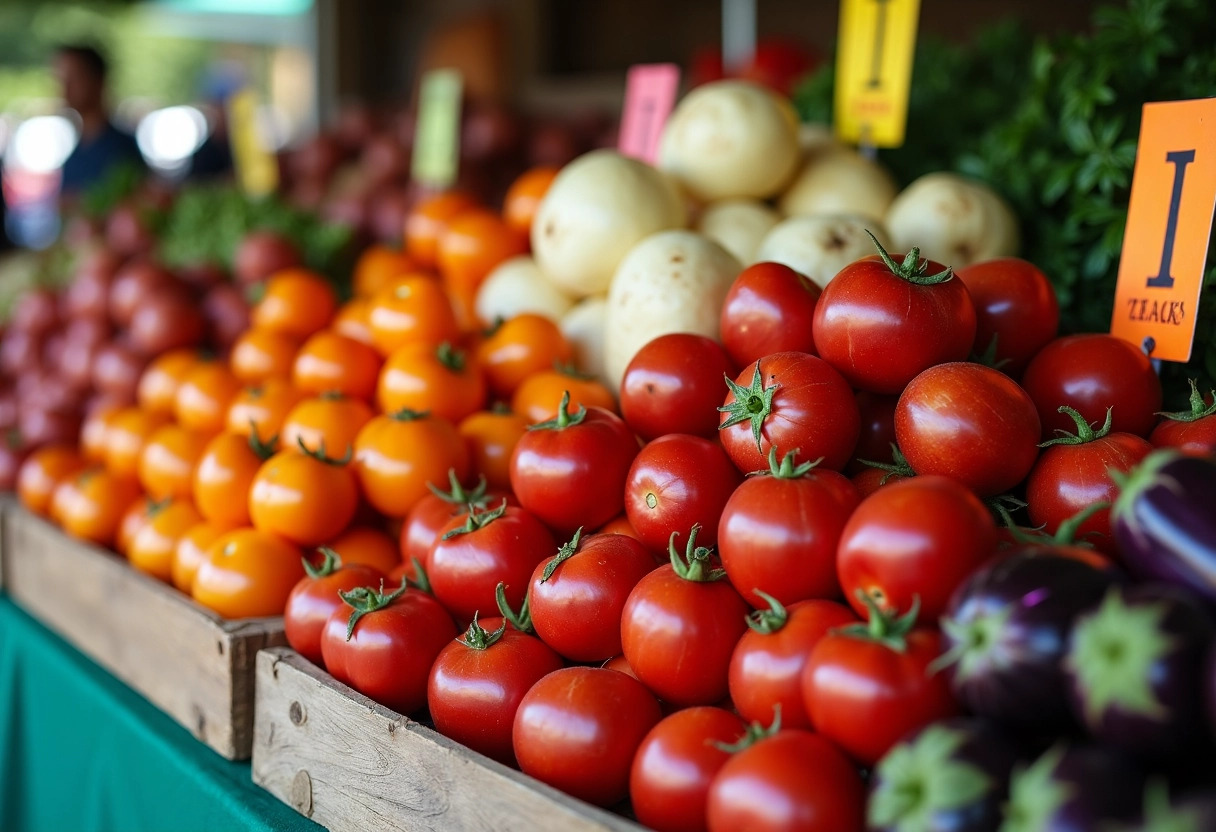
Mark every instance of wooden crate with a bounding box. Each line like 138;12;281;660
0;503;286;760
253;647;645;832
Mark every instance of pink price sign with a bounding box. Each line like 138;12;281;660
618;63;681;165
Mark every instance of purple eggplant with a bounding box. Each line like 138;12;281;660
1001;744;1144;832
937;552;1116;730
1111;450;1216;603
1208;643;1216;740
1064;583;1215;762
867;717;1018;832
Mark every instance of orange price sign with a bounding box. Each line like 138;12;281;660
1111;97;1216;363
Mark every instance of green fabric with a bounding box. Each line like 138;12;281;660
0;595;321;832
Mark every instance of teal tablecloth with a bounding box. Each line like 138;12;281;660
0;594;321;832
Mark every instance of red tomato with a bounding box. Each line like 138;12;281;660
620;525;751;706
719;448;859;606
728;596;857;729
619;333;737;441
509;392;639;534
1149;380;1216;457
955;257;1060;376
848;391;899;474
1025;406;1152;555
624;434;744;554
283;548;386;667
801;604;959;766
719;352;859;474
427;502;555;623
812;240;976;394
528;529;657;663
895;362;1041;496
1020;333;1162;440
513;666;662;807
706;730;865;832
320;581;457;714
427;616;563;766
399;470;512;566
630;707;747;832
720;261;821;368
836;475;998;623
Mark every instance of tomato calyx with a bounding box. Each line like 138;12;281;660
459;612;509;651
297;435;353;465
303;546;343;579
528;390;588;431
745;589;790;634
247;423;279;460
540;527;584;582
859;442;917;483
1039;405;1113;448
495;581;534;633
998;501;1110;548
145;497;173;518
750;445;824;480
835;591;920;653
866;229;953;286
338;577;408;641
552;361;595;381
436;341;468;372
668;524;728;583
427;468;490;508
388;407;430;422
972;334;1011;370
5;428;21;450
319;390;349;402
1155;378;1216;423
719;362;778;453
441;498;509;540
712;706;782;754
489;400;513;415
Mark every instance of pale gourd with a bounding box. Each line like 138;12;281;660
885;172;1020;268
474;255;575;327
779;145;898;224
560;296;610;385
755;215;891;289
696;199;781;265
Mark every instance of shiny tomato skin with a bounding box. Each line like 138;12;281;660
321;588;456;715
353;411;471;518
802;628;959;766
836;475;998;623
848;391;899;474
720;261;821;368
718;352;859;474
728;600;857;729
619;333;737;441
630;707;747;832
400;486;515;566
284;562;387;667
248;449;359;546
624;434;743;554
955;257;1060;376
427;505;556;623
427;621;563;766
895;362;1041;496
192;528;305;619
706;730;865;832
718;465;858;606
812;252;976;394
509;405;638;535
529;532;657;663
50;468;141;548
1150;411;1216;457
513;666;662;807
1020;333;1162;440
621;564;751;706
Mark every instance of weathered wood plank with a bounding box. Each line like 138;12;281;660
253;648;645;832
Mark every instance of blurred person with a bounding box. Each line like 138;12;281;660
53;43;145;195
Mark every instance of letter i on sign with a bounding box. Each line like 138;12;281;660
1111;98;1216;363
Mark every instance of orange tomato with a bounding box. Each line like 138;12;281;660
194;431;275;531
457;408;529;491
279;394;373;461
437;209;528;331
291;330;381;400
229;328;300;385
511;367;618;424
128;499;203;582
17;444;84;516
193;528;305;618
137;424;209;501
225;379;303;440
249;443;359;546
353;410;470;518
49;468;141;547
80;403;122;464
175;361;241;435
597;513;641;540
404;190;479;268
353;244;416;298
333;297;375;346
323;525;403;574
367;275;459;357
105;407;170;479
116;496;155;557
476;313;574;398
377;341;487;422
251;268;337;339
172;521;224;594
137;349;201;416
503;165;559;236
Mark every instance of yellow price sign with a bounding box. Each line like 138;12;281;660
227;88;279;198
411;70;463;189
833;0;921;148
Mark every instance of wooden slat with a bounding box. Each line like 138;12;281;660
0;504;285;759
253;648;644;832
